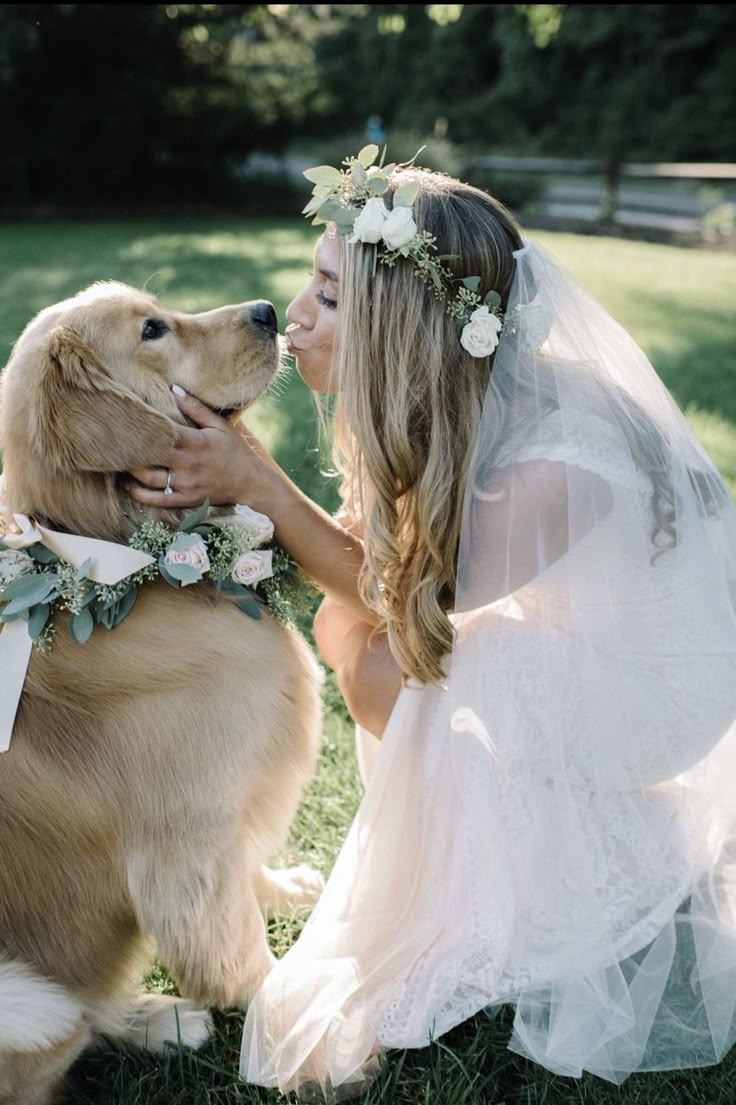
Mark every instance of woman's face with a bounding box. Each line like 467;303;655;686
285;232;340;393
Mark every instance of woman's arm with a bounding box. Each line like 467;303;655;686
314;595;402;739
128;389;375;623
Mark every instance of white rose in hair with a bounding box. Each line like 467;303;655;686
164;539;210;586
233;504;274;545
0;549;35;586
232;550;273;588
460;306;503;358
381;206;417;250
349;197;388;244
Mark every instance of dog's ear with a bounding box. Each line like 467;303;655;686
37;325;178;473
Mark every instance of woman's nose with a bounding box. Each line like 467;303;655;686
286;286;314;330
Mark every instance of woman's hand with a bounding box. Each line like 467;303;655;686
128;388;275;509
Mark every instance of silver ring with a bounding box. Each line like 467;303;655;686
164;470;174;496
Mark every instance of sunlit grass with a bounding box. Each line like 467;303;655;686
1;221;735;1103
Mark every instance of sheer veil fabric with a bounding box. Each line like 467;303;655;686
240;241;736;1098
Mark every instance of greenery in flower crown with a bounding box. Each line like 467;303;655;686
302;143;505;347
0;502;314;652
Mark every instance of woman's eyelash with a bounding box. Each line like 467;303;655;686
316;289;338;310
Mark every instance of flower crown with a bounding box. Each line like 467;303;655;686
302;144;504;359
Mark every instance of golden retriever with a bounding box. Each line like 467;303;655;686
0;283;323;1105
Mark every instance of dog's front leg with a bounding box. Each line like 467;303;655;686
127;837;275;1009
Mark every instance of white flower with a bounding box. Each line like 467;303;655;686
164;538;210;586
231;550;273;588
460;306;503;358
232;504;274;546
381;206;417;250
349;197;388;244
0;549;35;587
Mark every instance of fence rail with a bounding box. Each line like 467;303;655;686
466;157;736;238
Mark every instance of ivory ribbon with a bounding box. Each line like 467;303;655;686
0;509;155;752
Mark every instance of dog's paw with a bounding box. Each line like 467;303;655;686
123;994;214;1052
256;863;326;916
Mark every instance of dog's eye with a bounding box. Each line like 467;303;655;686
141;319;169;342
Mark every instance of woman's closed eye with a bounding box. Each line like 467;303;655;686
316;289;338;310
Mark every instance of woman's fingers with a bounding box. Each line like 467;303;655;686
172;385;230;430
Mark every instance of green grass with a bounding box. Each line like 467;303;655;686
1;221;735;1104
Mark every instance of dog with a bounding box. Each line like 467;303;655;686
0;283;324;1105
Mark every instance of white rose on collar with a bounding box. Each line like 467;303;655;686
232;550;273;588
164;538;210;586
233;504;274;546
349;198;388;244
381;206;417;250
460;306;503;358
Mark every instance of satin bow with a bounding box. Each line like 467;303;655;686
0;478;155;751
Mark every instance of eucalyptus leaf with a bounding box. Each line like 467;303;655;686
1;576;56;614
76;557;92;581
162;561;202;582
80;586;97;608
302;194;325;217
27;544;60;565
113;587;138;626
177;500;210;533
158;557;181;589
311;184;334;196
483;289;502;308
167;532;204;553
357;144;379;168
462;276;481;293
394;181;420;208
0;611;22;623
0;541;8;551
303;165;342;186
69;607;94;644
27;603;51;640
236;591;263;619
0;571;47;602
333;206;358;228
97;604;116;629
351;162;367;186
220;577;248;594
368;175;389;195
316;198;344;222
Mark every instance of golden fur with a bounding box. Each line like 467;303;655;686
0;284;323;1105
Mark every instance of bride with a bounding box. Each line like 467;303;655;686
129;149;736;1099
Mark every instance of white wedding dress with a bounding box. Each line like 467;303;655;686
240;242;736;1099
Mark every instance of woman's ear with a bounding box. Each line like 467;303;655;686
37;325;178;473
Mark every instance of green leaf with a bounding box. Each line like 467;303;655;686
302;194;326;217
394;181;420;208
177;500;210;533
80;585;97;608
1;575;56;614
316;198;345;223
368;175;389;195
462;276;481;293
303;165;342;186
351;161;367;186
311;183;334;196
69;607;94;644
112;586;138;626
97;603;116;629
27;543;60;565
333;205;359;228
483;289;501;308
76;557;92;581
167;532;203;553
0;571;44;602
236;590;263;619
220;577;248;594
162;561;202;583
357;144;379;168
27;603;51;641
158;557;181;589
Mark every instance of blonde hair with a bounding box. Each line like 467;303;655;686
332;169;524;685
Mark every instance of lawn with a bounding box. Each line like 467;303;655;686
1;221;735;1105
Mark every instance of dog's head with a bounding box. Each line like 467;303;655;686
0;282;280;540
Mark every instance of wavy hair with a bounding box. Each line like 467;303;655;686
331;169;524;685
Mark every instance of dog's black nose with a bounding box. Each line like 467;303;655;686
251;300;278;335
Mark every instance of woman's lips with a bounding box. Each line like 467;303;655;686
285;332;303;354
